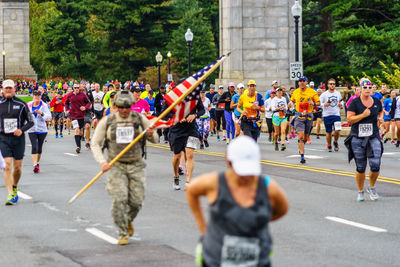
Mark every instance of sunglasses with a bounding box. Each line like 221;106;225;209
73;87;79;89
362;86;372;89
328;83;335;85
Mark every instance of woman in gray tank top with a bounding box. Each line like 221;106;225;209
186;136;289;267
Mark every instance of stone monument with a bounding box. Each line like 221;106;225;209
0;0;37;79
216;0;302;92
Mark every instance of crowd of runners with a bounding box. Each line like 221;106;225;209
0;74;398;229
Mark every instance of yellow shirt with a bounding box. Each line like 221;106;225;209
290;87;319;115
239;93;258;119
140;91;156;99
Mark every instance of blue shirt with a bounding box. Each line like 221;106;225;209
371;92;383;100
144;97;155;112
383;97;393;120
206;92;216;105
232;93;242;117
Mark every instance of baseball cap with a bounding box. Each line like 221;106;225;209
227;136;261;176
248;80;256;86
271;80;278;85
309;81;315;86
2;79;14;88
228;82;235;87
270;90;276;94
237;83;245;89
276;87;283;91
298;76;308;82
32;90;41;96
57;90;63;95
210;84;215;89
218;85;224;89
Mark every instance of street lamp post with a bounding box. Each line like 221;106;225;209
185;28;193;77
167;51;172;82
155;51;163;89
2;50;5;80
291;0;302;88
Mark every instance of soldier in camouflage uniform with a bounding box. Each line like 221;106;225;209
91;91;158;245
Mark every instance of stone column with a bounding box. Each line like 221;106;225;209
216;0;302;93
0;0;37;79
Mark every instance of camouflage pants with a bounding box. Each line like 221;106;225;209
106;160;146;238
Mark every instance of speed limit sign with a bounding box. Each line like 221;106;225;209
290;62;303;81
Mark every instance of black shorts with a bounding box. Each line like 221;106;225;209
395;118;400;121
384;119;392;122
94;110;104;120
0;134;25;160
170;136;189;154
53;112;64;122
210;108;216;120
313;111;322;121
72;118;85;129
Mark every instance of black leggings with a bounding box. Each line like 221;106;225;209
28;133;47;154
215;110;226;131
266;118;274;134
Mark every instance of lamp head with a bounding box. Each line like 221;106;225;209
291;0;302;17
155;51;163;63
167;51;172;58
185;28;194;42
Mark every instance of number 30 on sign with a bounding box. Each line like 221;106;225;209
290;62;303;81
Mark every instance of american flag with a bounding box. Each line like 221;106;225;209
164;54;229;125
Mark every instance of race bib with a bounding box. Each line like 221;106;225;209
116;126;134;144
71;120;79;129
299;102;309;113
4;118;17;134
334;121;342;131
221;235;260;267
358;123;373;137
218;103;225;109
279;111;285;119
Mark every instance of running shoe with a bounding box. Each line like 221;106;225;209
383;138;388;144
379;133;385;140
13;187;18;203
333;142;339;152
366;186;380;200
307;137;311;144
275;143;279;151
281;144;286;151
178;166;184;176
204;140;209;147
60;133;63;138
226;138;230;145
269;135;272;142
396;141;400;148
55;134;58;138
300;158;306;164
85;143;91;150
82;137;85;142
37;164;40;173
222;136;227;141
327;145;332;152
217;136;220;141
200;143;204;149
210;132;214;137
357;191;365;202
5;194;16;206
288;135;292;140
277;138;281;144
292;132;296;139
173;178;181;190
391;140;396;145
316;135;320;139
33;164;39;173
76;147;81;154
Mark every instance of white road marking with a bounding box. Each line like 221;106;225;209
86;228;118;245
325;216;387;233
287;155;325;159
383;152;400;156
59;228;78;232
64;153;78;157
307;148;325;152
38;202;61;212
17;191;32;200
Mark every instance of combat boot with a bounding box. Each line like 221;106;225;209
118;237;129;245
128;223;134;237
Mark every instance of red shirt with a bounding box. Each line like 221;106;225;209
50;96;65;113
64;91;91;119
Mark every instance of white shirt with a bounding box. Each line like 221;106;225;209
92;91;105;111
200;97;211;118
265;98;273;119
320;90;343;117
270;96;287;116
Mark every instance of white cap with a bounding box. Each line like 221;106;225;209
237;83;244;89
227;136;261;176
271;80;278;85
310;81;315;86
2;79;14;88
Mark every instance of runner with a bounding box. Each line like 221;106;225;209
140;84;155;99
186;136;288;267
345;78;384;202
312;89;323;140
264;90;276;142
271;87;288;151
0;80;34;205
91;91;158;245
206;84;217;136
102;83;119;109
389;89;400;147
231;83;245;138
197;90;211;149
212;85;226;141
290;76;320;164
219;82;236;144
319;78;343;152
27;90;52;173
92;83;105;129
104;92;118;116
63;87;73;134
382;90;396;144
64;83;91;154
144;90;155;114
165;87;205;190
130;87;151;116
155;85;168;142
50;90;65;138
81;83;94;150
236;80;265;141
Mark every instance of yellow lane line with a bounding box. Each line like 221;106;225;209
147;143;399;185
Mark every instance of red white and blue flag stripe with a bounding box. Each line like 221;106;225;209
164;54;229;125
